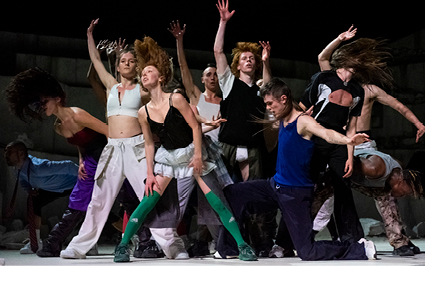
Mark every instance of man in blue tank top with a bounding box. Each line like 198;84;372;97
222;78;377;260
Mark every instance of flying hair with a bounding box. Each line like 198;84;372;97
330;38;394;90
5;67;66;122
134;36;173;90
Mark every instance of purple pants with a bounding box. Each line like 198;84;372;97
68;154;97;211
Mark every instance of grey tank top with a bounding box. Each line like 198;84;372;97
351;149;401;187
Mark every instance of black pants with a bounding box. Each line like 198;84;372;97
32;189;72;217
221;178;367;261
44;208;86;252
310;137;364;243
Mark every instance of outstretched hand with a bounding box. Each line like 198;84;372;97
348;133;370;146
96;39;110;53
260;41;271;62
168;20;186;39
338;25;357;41
216;0;235;22
204;115;227;129
113;38;128;56
87;18;99;36
415;123;425;143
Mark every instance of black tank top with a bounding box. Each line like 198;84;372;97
145;93;193;150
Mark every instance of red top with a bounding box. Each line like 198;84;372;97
67;127;101;148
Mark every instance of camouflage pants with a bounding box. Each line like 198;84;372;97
312;180;409;248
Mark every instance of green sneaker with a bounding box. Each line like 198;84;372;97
114;243;130;262
238;243;257;261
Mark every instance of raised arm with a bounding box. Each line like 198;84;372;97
260;41;272;85
318;25;357;71
372;85;425;142
87;40;109;107
168;20;202;105
87;19;118;94
214;0;235;75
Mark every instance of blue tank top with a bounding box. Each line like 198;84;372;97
273;114;315;187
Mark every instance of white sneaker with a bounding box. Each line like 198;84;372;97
269;244;285;258
358;238;377;260
213;251;239;259
60;247;86;259
174;250;189;260
19;242;34;254
20;240;42;254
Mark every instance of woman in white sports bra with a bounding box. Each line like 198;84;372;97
60;18;150;259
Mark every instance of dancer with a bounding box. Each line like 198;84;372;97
222;77;376;261
168;20;222;140
312;150;423;256
299;29;375;243
113;36;257;262
351;151;423;199
214;0;271;181
86;38;165;259
168;20;225;255
317;25;425;145
214;0;276;257
5;67;108;256
4;141;78;254
59;19;149;259
315;25;425;255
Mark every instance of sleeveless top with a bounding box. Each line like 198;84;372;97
273;114;315;187
107;83;141;118
301;70;364;134
219;78;265;147
67;127;107;161
197;93;221;142
351;149;402;187
145;93;193;150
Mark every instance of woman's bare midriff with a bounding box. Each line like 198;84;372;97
108;115;142;138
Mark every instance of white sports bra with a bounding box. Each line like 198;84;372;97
107;84;142;118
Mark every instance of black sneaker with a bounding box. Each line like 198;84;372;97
37;247;60;257
134;240;164;258
408;241;421;254
187;240;210;258
393;245;414;256
133;242;148;258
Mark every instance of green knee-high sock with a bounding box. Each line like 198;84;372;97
121;191;161;245
205;191;245;246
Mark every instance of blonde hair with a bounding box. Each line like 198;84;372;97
230;42;262;80
134;36;173;88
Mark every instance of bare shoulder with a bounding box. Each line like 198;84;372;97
70;107;89;121
138;104;148;119
296;114;317;140
297;113;315;125
171;92;189;106
71;107;86;114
